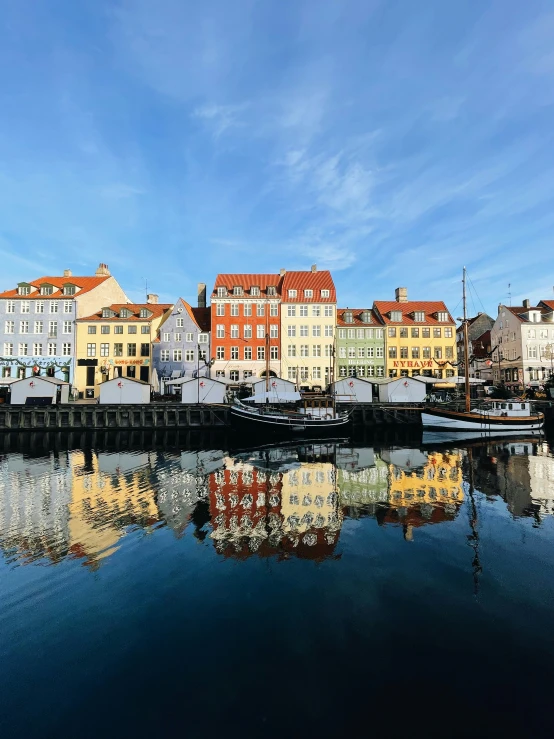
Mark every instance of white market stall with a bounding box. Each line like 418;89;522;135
98;377;151;405
377;377;427;403
165;376;227;404
330;377;374;403
9;376;70;405
251;377;296;396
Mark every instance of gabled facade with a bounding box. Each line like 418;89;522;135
456;312;495;382
491;299;554;388
373;288;456;379
280;267;336;389
210;273;281;384
336;308;385;379
0;264;128;384
152;287;211;390
74;295;172;397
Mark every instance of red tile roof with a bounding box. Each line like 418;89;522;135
212;274;282;297
336;308;378;327
281;270;336;303
373;301;454;325
505;305;550;322
0;275;110;299
78;303;173;322
539;300;554;311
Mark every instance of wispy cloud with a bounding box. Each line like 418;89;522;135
192;102;248;138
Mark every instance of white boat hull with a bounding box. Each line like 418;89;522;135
421;411;544;432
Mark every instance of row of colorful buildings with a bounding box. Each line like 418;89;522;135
1;262;552;396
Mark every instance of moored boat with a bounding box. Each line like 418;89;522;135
230;395;351;434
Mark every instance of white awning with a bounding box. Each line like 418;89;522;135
243;391;301;403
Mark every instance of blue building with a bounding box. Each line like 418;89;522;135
152;287;211;392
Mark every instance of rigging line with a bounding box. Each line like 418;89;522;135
466;277;478;317
467;273;487;314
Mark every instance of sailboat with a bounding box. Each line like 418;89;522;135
421;268;544;433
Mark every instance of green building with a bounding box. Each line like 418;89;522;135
336;308;385;379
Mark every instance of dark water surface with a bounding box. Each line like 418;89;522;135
1;429;554;738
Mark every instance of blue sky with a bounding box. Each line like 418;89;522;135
1;0;553;316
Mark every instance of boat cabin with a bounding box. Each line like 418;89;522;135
298;396;335;418
485;401;533;417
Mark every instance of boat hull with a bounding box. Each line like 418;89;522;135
230;404;351;435
421;408;544;432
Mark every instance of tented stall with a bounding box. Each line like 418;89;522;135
165;376;227;404
377;377;427;403
10;376;70;405
98;377;151;404
329;377;374;403
251;377;296;396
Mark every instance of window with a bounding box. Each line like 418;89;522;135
185;349;194;361
216;370;225;379
444;327;453;338
433;347;443;359
437;312;449;322
339;347;346;358
173;317;183;328
86;325;96;335
47;321;57;337
101;325;110;335
33;343;42;355
367;347;374;358
87;343;96;357
251;286;260;297
198;333;208;344
3;342;13;355
141;326;150;335
357;329;364;339
300;367;309;380
288;345;297;358
324;305;333;317
399;327;408;338
216;325;225;338
389;347;397;359
230;370;239;381
62;321;72;334
376;347;384;358
321;289;330;298
339;366;347;377
412;311;424;322
388;327;396;337
367;366;375;377
63;301;73;313
162;332;170;342
173;332;181;341
287;367;296;381
312;366;321;379
48;343;56;356
217;287;226;297
244;346;252;360
358;347;365;358
160;350;170;362
102;309;111;318
433;328;441;338
270;346;278;360
257;346;265;360
256;303;264;317
216;304;225;316
231;303;239;317
173;349;182;361
325;325;333;337
140;309;151;319
445;347;454;359
35;301;44;314
412;347;420;359
300;305;308;317
300;325;309;337
312;325;321;337
244;324;252;339
313;345;322;357
270;325;278;338
422;346;431;359
49;301;58;314
19;343;28;356
288;325;296;337
422;327;430;338
231;347;239;360
528;329;536;339
400;347;408;358
243;370;253;379
288;289;297;298
304;289;313;298
287;305;296;317
233;286;243;296
127;343;137;357
300;345;309;357
62;343;71;356
231;325;239;338
114;326;123;335
6;301;15;313
270;303;278;317
141;343;150;357
100;343;109;357
244;303;252;317
338;329;346;340
348;329;355;339
216;347;225;360
376;366;384;377
256;325;264;339
20;321;29;333
528;346;537;359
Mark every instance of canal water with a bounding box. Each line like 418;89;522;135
1;429;554;738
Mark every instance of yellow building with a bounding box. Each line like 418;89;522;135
280;267;336;389
373;288;456;380
75;295;172;397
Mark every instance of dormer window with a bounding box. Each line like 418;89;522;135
529;311;541;323
414;311;425;322
361;311;371;323
63;284;76;296
17;285;31;296
288;289;297;298
251;286;260;296
40;284;54;296
120;308;131;318
101;308;112;318
391;310;402;322
139;308;150;318
321;289;330;298
344;311;353;324
233;286;243;296
304;289;313;298
267;286;276;296
437;312;449;322
217;287;227;297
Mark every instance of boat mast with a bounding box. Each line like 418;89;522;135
265;295;270;396
463;266;471;413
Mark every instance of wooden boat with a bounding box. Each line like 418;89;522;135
422;267;544;433
230;395;352;434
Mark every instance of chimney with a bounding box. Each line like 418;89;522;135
395;287;408;303
197;283;206;308
95;263;111;276
279;268;286;277
63;269;72;278
523;299;530;309
147;293;158;304
311;264;317;272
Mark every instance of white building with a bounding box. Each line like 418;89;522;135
10;376;70;405
330;377;374;403
377;376;427;403
98;377;150;404
166;376;227;404
491;300;554;389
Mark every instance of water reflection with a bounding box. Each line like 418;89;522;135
0;434;552;568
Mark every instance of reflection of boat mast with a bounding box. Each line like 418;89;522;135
466;448;482;595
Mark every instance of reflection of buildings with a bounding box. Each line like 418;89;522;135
377;449;464;538
337;447;389;515
208;445;343;560
529;442;554;518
